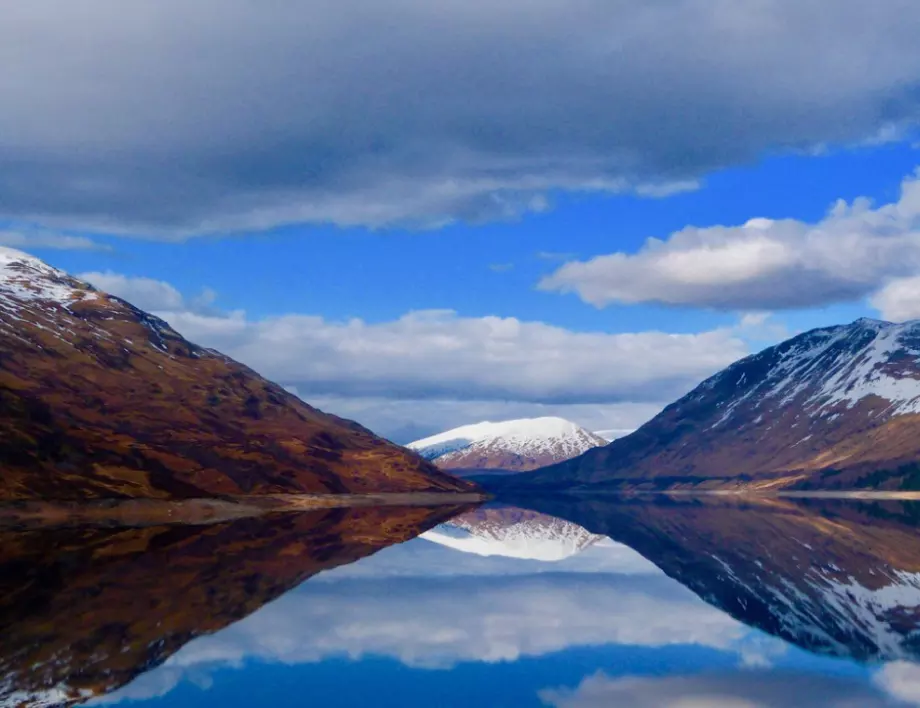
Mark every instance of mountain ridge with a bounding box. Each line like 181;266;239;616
492;318;920;492
0;247;475;501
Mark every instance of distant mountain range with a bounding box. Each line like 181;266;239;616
493;318;920;492
421;506;604;562
407;417;606;475
0;248;473;501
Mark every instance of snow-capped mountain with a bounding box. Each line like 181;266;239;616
0;247;473;500
497;318;920;492
421;507;605;562
407;417;607;472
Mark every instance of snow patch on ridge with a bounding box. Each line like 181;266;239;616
0;247;83;306
707;318;920;431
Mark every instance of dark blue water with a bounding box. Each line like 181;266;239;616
5;498;920;707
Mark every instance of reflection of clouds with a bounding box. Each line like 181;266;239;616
97;569;772;705
173;573;751;669
318;536;662;581
875;662;920;706
540;670;900;708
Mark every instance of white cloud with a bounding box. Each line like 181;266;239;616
875;661;920;706
3;1;920;234
541;170;920;312
81;271;186;311
304;397;663;443
541;671;898;708
154;307;749;405
80;271;218;315
870;277;920;322
0;229;105;250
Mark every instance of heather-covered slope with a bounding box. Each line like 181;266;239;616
0;248;474;500
497;319;920;492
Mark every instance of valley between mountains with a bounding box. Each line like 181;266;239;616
417;320;920;494
6;245;920;502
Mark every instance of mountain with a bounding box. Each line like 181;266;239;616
506;494;920;663
0;503;471;707
0;247;474;500
495;318;920;492
420;506;604;562
407;417;606;474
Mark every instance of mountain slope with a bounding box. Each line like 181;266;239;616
407;417;606;473
0;247;475;500
498;318;920;492
420;506;604;561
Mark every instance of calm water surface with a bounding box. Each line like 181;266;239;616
5;498;920;707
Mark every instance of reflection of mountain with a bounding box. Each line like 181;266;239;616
0;504;471;708
421;506;605;562
505;495;920;663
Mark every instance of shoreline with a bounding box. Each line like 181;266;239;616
0;491;489;529
493;487;920;502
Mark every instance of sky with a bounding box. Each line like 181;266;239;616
6;0;920;441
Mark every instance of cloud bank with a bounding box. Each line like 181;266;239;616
4;0;920;235
542;171;920;314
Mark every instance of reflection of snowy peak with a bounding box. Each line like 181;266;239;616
407;417;606;471
520;495;920;663
421;507;605;562
705;553;920;662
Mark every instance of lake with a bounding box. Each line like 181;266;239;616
4;497;920;707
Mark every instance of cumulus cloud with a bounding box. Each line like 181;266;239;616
304;397;663;444
542;171;920;311
0;229;104;250
875;661;920;706
3;1;920;235
153;307;749;405
540;671;899;708
80;271;217;315
870;277;920;322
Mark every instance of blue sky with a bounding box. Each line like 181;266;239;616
6;1;920;439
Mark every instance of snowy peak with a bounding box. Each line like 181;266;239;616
407;417;607;471
704;317;920;423
421;507;605;562
0;246;98;308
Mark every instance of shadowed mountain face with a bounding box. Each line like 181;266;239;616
501;494;920;664
0;504;473;708
0;248;473;500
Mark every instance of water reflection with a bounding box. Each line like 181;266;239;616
0;504;470;707
5;498;920;707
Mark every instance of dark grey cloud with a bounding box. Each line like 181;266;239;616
3;0;920;235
